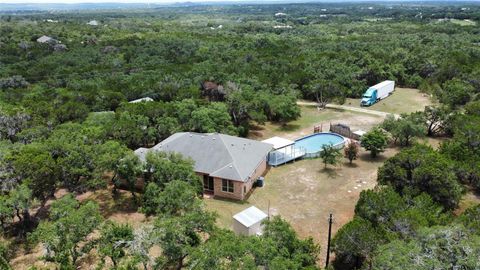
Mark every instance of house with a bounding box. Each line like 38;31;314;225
201;81;225;101
87;20;99;26
134;132;273;200
233;206;268;236
129;97;154;103
36;35;57;44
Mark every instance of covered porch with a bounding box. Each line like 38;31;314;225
263;136;306;166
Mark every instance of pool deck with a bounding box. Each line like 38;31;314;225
268;146;306;166
268;132;346;165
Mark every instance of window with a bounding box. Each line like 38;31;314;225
222;179;234;193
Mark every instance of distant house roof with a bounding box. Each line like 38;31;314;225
273;25;293;29
233;206;268;227
36;35;57;44
134;132;273;182
129;97;154;103
262;136;294;149
87;20;99;26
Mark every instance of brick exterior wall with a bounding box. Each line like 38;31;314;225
211;157;269;200
213;177;244;200
116;157;269;201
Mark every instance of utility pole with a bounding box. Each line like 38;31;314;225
325;213;333;268
267;200;271;219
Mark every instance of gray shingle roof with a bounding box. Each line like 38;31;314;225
36;35;56;43
135;132;273;182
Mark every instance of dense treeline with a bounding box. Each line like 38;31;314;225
330;30;480;270
332;104;480;269
1;2;480;269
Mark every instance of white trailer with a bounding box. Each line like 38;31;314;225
360;80;395;106
373;80;395;100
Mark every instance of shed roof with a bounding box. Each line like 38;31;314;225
233;206;268;227
135;132;273;182
262;136;294;149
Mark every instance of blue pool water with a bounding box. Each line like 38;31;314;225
295;133;345;156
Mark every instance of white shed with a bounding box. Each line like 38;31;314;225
233;206;268;236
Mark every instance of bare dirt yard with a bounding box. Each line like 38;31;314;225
207;88;434;265
206;148;398;266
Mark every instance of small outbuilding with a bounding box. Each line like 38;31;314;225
233;206;268;236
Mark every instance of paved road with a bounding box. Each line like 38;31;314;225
297;101;399;118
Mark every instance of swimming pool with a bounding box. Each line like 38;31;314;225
295;133;345;158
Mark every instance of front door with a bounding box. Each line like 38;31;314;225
203;175;214;192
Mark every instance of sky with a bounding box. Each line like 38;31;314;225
2;0;254;3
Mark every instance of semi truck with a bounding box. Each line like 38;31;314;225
360;80;395;106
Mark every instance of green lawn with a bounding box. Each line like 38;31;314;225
249;105;382;140
449;19;476;26
344;87;434;115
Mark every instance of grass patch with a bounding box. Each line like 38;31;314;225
344;87;434;115
249;106;382;140
450;19;476;26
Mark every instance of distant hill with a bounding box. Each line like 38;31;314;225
1;1;478;12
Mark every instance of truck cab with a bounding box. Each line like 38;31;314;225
360;88;377;106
